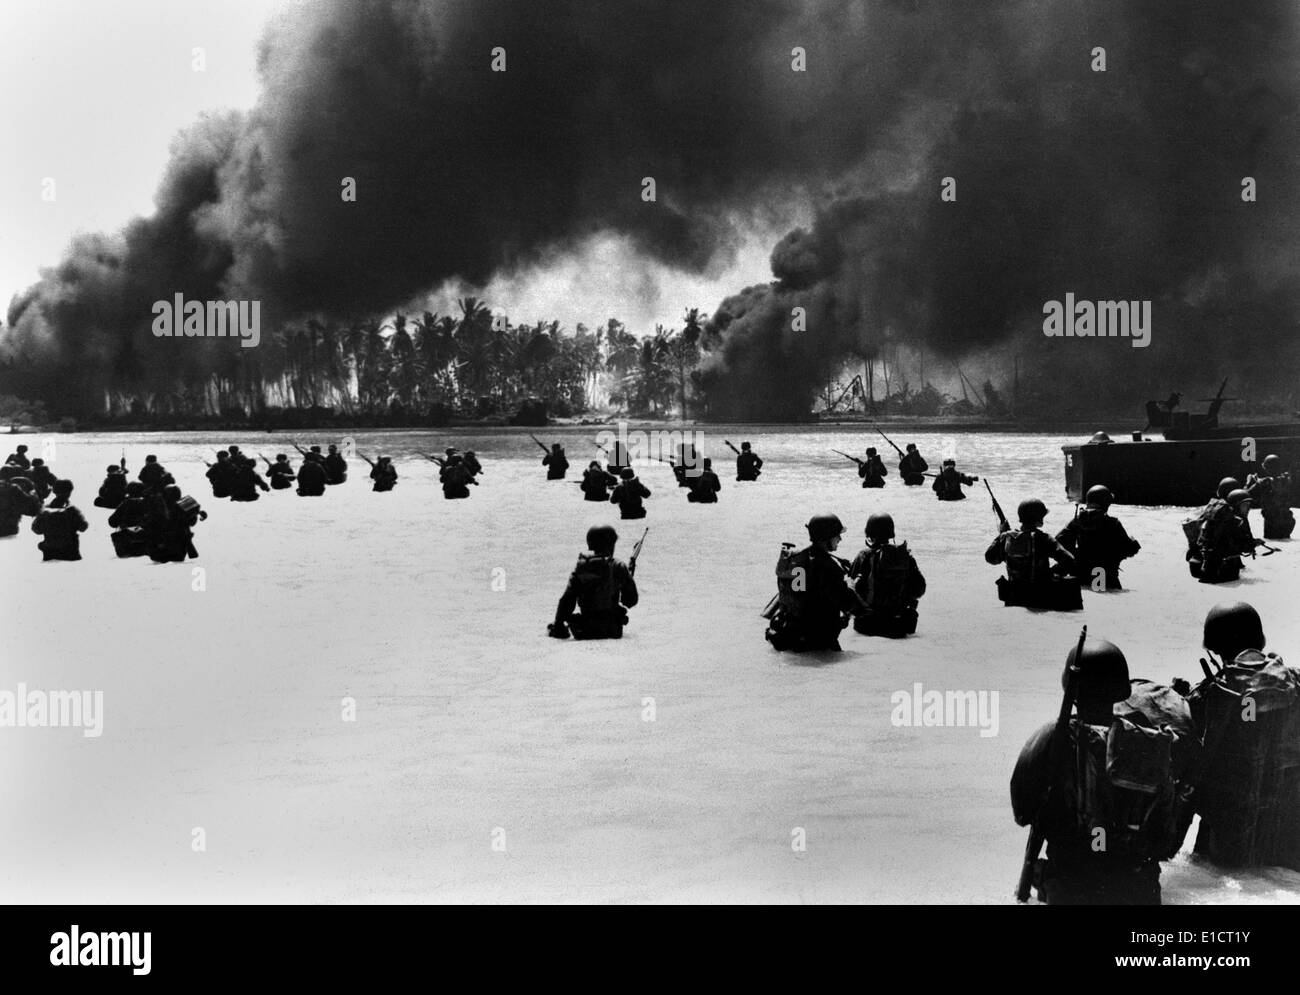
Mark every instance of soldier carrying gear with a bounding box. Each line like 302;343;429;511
580;461;619;502
94;464;129;509
439;454;477;499
858;447;888;488
1011;637;1198;904
266;454;296;490
985;499;1081;610
543;443;570;480
230;459;271;502
296;454;328;496
1246;454;1295;540
138;454;167;492
848;512;926;637
764;513;866;653
323;444;348;485
686;458;722;504
898;443;929;486
1190;488;1260;583
610;467;650;520
463;451;483;477
735;441;763;482
206;451;237;499
26;459;56;500
1055;484;1141;590
30;480;88;561
108;481;151;557
1187;602;1300;871
4;444;30;470
370;456;398;492
146;485;206;562
0;466;42;537
932;459;977;500
548;525;639;641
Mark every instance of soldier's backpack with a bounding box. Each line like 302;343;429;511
775;543;812;617
859;543;915;615
1060;679;1199;860
1186;651;1300;870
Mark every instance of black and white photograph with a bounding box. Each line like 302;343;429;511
0;0;1296;965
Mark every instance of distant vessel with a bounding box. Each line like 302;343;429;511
1063;380;1300;506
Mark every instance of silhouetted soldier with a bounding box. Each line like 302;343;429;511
543;443;569;480
848;513;926;637
440;454;477;499
932;459;977;500
146;486;206;562
610;467;650;519
324;444;348;485
1011;637;1197;904
108;481;150;557
0;467;41;536
580;461;619;501
1247;454;1295;540
1055;485;1141;590
1190;488;1260;583
5;444;30;470
764;514;864;652
94;464;128;509
206;451;236;498
858;447;887;488
370;456;398;492
686;458;721;503
898;443;929;485
296;454;328;497
547;525;640;641
1188;602;1300;871
230;460;270;502
463;451;483;477
266;454;296;490
30;480;88;561
735;441;763;481
27;459;56;501
138;454;167;492
985;499;1080;609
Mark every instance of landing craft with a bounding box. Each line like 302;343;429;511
1063;380;1300;506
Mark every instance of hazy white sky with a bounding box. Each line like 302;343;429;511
1;0;785;333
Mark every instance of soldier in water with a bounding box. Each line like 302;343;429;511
547;525;640;641
543;443;570;480
5;444;31;470
94;463;128;509
206;451;237;499
847;513;926;637
1011;636;1198;905
1055;485;1141;590
686;458;722;503
610;467;650;520
1190;488;1261;583
858;447;888;488
370;456;399;492
898;443;929;486
296;451;328;497
266;454;296;490
985;499;1080;609
0;466;42;537
580;461;619;502
933;459;977;500
1246;454;1295;540
440;453;477;499
324;444;348;485
735;441;763;481
30;479;89;561
764;514;865;653
108;481;151;558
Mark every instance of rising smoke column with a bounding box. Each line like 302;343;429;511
5;0;960;415
700;0;1300;419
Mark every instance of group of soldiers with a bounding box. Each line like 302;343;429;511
1182;456;1293;583
538;438;762;518
1013;604;1300;904
1;445;206;562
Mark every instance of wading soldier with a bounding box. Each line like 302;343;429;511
580;461;619;502
543;443;569;480
898;443;929;486
1011;636;1197;905
547;525;639;641
932;459;977;500
324;444;348;485
735;441;763;481
30;479;88;561
686;458;721;503
1246;455;1295;540
1055;485;1141;590
858;447;887;488
847;513;926;637
764;514;865;653
610;467;650;520
985;499;1080;609
1190;488;1261;583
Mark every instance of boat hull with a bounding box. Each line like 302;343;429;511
1063;436;1300;506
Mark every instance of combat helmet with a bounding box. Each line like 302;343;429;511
586;525;618;555
1203;602;1265;658
865;513;895;542
1262;455;1283;474
806;513;845;542
1064;637;1131;704
1017;498;1048;525
1217;477;1241;499
1084;485;1113;509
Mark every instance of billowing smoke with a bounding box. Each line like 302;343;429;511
702;0;1300;418
5;0;1299;419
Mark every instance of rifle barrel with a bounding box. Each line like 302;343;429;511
874;426;904;455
